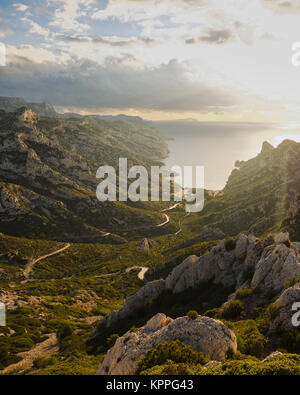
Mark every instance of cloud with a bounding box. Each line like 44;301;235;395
13;3;29;12
21;17;51;39
0;26;12;39
50;0;94;33
0;55;245;113
199;28;233;44
5;44;67;64
185;29;233;45
260;0;300;14
62;35;159;47
185;38;196;45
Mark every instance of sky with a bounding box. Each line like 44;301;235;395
1;0;300;121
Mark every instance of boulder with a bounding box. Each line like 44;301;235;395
235;234;249;260
269;283;300;333
139;238;150;252
97;313;237;375
263;351;283;362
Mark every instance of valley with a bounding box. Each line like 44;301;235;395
0;99;300;376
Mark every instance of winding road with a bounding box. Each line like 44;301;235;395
156;213;170;228
125;266;149;281
160;203;181;212
23;243;71;282
1;333;59;375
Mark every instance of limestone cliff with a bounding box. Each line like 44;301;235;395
90;232;300;342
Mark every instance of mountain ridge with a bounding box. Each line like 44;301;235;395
0;107;171;242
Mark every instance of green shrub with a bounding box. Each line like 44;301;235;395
10;336;34;353
235;288;254;300
283;277;300;289
33;356;56;369
203;308;219;318
221;300;245;320
141;353;300;376
0;342;9;367
106;334;119;349
256;303;279;334
203;354;300;375
28;354;104;375
137;340;209;374
231;320;267;357
186;310;199;320
280;330;300;353
57;324;72;343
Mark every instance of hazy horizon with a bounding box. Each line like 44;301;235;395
149;119;300;190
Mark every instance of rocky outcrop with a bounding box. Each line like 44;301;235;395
97;313;237;375
139;238;153;252
91;233;300;340
195;139;300;238
269;283;300;334
251;239;300;292
0;96;59;117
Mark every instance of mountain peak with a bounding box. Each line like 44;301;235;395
15;107;38;123
261;141;274;154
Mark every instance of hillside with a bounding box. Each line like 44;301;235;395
0;107;172;242
1;104;300;375
92;232;300;376
185;140;300;239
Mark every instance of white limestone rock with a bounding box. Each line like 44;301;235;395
269;283;300;333
97;313;237;375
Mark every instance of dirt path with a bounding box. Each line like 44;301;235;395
156;214;170;228
160;203;181;212
101;232;111;237
126;266;149;281
23;243;71;282
1;333;59;375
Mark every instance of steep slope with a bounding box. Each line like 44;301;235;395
0;107;170;242
186;140;300;239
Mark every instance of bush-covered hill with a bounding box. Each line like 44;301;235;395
0;107;172;242
185;140;300;239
